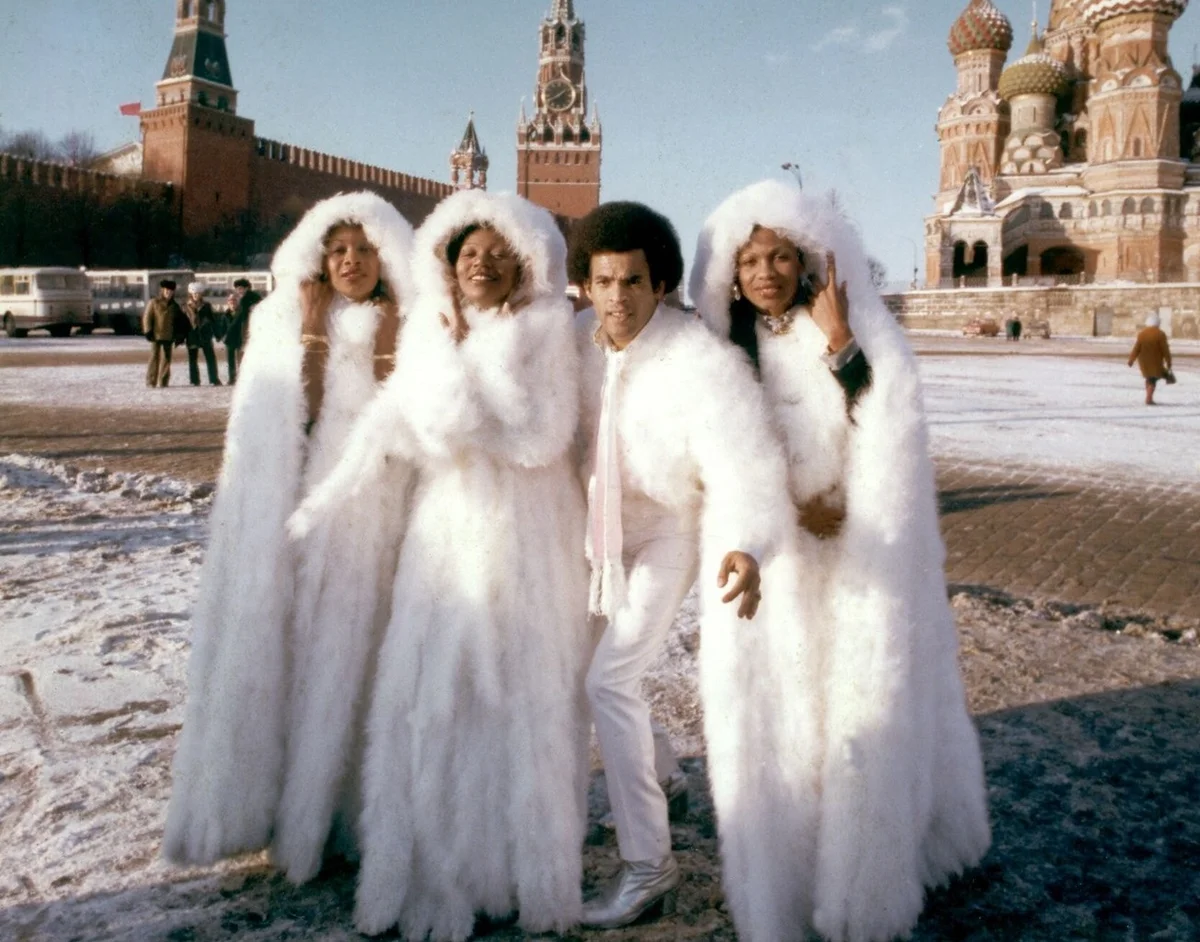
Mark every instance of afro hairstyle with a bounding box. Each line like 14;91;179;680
567;201;683;294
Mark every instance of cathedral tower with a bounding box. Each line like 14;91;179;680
1082;0;1187;182
140;0;254;244
450;114;488;191
516;0;602;218
936;0;1014;206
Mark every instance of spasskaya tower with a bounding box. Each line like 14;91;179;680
516;0;602;219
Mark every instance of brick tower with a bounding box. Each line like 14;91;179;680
516;0;602;218
140;0;255;242
450;114;489;191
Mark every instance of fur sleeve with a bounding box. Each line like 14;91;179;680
400;298;579;469
682;327;793;562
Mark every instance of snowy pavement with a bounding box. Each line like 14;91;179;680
2;340;1200;939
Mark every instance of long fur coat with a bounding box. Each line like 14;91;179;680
689;179;991;942
294;190;592;941
162;192;415;881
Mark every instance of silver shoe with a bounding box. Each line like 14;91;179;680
599;771;689;830
581;854;680;929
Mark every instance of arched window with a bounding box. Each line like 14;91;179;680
1073;129;1087;157
1140;197;1155;214
1102;200;1112;216
555;24;566;45
1088;201;1098;217
1122;197;1137;214
543;126;553;143
1059;202;1073;219
1039;201;1054;219
562;126;574;144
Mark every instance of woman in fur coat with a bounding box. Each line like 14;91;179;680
689;179;991;942
163;191;416;884
291;189;591;941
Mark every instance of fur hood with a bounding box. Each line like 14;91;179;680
690;179;885;340
270;190;415;312
410;189;567;322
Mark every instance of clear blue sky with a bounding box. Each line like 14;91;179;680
1;1;1197;291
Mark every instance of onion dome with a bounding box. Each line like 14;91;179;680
1079;0;1188;27
998;30;1069;99
948;0;1014;57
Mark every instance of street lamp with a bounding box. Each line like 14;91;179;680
902;236;920;288
781;162;803;188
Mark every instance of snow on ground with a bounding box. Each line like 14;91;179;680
922;355;1200;484
1;339;1198;937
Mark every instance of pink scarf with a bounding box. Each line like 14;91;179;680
586;343;629;618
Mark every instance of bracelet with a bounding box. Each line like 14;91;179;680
301;334;329;349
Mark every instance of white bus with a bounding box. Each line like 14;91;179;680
191;270;275;312
85;269;195;334
1;268;94;338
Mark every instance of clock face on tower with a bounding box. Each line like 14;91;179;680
544;78;575;112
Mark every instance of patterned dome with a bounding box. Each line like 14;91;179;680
998;32;1069;99
1079;0;1188;26
948;0;1014;57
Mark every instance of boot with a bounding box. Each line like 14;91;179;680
582;854;680;929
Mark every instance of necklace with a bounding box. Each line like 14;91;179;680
758;308;797;336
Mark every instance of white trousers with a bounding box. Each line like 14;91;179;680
586;499;698;862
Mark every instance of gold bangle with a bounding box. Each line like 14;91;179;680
301;334;329;348
373;353;396;361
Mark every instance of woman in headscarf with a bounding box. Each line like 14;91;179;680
292;189;590;941
689;179;991;942
163;192;415;884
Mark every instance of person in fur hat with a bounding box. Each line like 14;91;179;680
163;191;415;884
1128;311;1173;405
690;178;991;942
568;201;795;929
289;189;591;941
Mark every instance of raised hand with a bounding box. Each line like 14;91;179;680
810;252;853;353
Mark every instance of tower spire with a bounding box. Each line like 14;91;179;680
451;112;488;191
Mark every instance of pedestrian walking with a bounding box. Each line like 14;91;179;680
224;278;262;384
142;279;184;387
1128;312;1173;405
183;283;222;386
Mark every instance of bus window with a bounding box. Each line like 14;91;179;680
15;277;30;295
0;276;13;295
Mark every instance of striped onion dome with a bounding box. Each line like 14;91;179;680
948;0;1014;57
1079;0;1187;26
998;31;1069;99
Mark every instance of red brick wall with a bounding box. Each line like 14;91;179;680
517;147;600;219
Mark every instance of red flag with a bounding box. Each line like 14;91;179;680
119;102;141;117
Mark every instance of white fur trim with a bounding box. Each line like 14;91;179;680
408;189;567;327
271;190;415;315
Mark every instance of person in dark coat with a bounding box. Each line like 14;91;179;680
183;282;222;386
142;279;184;387
1128;312;1173;405
224;278;263;384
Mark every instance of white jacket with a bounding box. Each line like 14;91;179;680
691;179;991;942
162;192;415;878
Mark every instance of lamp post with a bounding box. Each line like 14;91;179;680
781;162;803;188
902;236;920;288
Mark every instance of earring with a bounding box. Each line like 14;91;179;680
731;283;742;301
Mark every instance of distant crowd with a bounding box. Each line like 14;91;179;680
141;277;262;387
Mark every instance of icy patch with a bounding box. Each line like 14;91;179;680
0;454;214;506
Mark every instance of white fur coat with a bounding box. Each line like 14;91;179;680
296;191;591;941
690;179;991;942
162;192;415;880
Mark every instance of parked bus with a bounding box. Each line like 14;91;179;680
85;269;195;334
1;268;93;338
191;270;275;313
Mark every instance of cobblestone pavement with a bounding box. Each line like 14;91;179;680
938;459;1200;618
4;402;1198;619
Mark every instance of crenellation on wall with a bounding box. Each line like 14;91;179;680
885;283;1200;339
